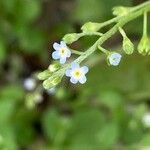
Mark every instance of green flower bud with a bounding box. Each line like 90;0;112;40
63;33;81;44
37;70;52;80
112;6;131;17
138;35;150;55
81;22;101;33
48;62;61;72
25;93;43;109
122;37;134;55
43;76;62;89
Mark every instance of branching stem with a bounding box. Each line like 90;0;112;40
48;1;150;80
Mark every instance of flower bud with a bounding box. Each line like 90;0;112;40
37;70;52;80
43;76;62;89
138;35;150;55
122;37;134;55
112;6;131;17
81;22;101;33
107;52;122;66
25;93;43;109
63;33;81;44
48;62;61;72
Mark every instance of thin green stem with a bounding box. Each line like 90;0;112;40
80;32;103;37
92;1;150;30
98;46;110;55
118;27;127;38
143;11;147;36
71;49;83;55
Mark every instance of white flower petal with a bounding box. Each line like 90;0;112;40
24;78;36;90
52;51;60;59
81;66;89;74
79;76;87;84
53;42;61;50
71;62;79;69
109;52;122;66
67;49;71;57
60;41;67;48
65;69;71;77
60;57;66;64
70;77;78;84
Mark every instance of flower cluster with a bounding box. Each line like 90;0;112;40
51;41;89;85
51;41;122;86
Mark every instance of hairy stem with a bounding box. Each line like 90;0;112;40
48;1;150;80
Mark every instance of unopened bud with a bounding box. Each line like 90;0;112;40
81;22;101;33
37;70;52;80
138;35;150;55
112;6;131;17
43;76;62;89
123;37;134;55
63;33;81;44
48;62;61;72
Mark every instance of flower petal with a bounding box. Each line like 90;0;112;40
70;77;78;84
67;49;71;57
65;69;71;77
52;51;60;59
71;62;79;69
79;76;87;84
109;52;122;66
60;57;67;64
53;42;61;50
60;41;67;48
81;66;89;74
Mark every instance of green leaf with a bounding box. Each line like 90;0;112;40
0;99;16;124
0;84;24;101
67;108;105;150
96;123;119;149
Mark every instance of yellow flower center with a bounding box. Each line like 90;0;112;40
74;70;81;77
60;48;65;55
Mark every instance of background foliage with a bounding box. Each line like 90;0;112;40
0;0;150;149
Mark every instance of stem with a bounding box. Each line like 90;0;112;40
76;5;150;64
143;11;147;36
93;1;150;30
98;46;110;55
118;27;127;38
71;49;83;55
47;1;150;80
80;32;103;37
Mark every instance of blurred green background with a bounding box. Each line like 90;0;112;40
0;0;150;149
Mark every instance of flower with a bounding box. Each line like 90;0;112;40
47;87;56;95
52;41;71;64
108;52;122;66
142;112;150;128
65;63;89;84
23;78;36;91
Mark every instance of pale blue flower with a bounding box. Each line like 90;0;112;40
65;63;89;84
23;78;36;91
108;52;122;66
52;41;71;64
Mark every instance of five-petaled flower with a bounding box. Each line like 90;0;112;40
52;41;71;64
65;63;89;84
108;52;122;66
